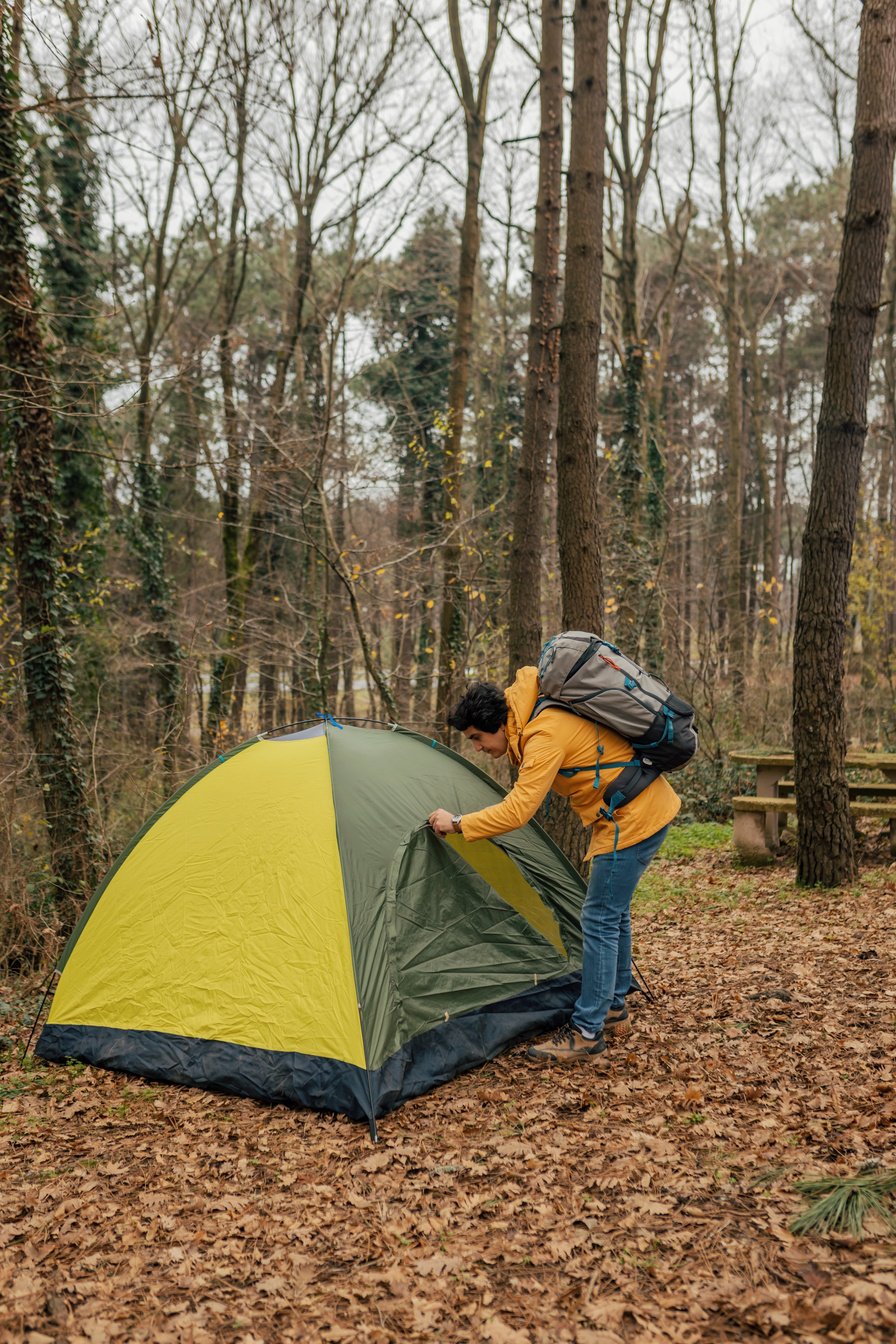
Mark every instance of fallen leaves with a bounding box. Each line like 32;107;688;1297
1;854;895;1342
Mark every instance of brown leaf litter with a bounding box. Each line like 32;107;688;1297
1;853;894;1342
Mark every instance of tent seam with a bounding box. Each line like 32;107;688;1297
322;723;379;1130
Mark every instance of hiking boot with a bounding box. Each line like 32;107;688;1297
527;1023;608;1063
604;1005;630;1038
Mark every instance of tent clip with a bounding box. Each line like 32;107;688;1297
315;712;344;730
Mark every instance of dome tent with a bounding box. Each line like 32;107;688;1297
36;721;586;1134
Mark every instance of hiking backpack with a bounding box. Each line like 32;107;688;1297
533;630;698;818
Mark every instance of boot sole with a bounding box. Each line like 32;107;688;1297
604;1019;631;1038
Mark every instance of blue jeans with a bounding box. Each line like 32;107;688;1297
571;824;670;1037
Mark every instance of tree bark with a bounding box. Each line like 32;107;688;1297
0;19;104;925
207;13;252;751
556;0;608;633
793;0;896;887
770;305;789;641
707;0;746;695
607;0;672;654
507;0;563;679
435;0;502;732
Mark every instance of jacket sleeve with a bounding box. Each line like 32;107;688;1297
460;726;567;842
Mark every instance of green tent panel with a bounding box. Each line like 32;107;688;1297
36;723;586;1127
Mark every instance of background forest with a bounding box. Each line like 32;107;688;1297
1;0;894;964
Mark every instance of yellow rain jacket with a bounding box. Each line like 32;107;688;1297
460;667;681;860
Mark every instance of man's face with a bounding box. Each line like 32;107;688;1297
463;724;508;758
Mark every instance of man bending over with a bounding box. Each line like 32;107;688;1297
428;668;679;1063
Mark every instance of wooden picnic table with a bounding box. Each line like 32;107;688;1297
729;750;896;859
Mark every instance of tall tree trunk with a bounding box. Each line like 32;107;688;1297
134;356;184;773
747;320;774;650
877;212;896;672
770;305;789;642
607;0;672;654
507;0;563;679
207;29;252;750
556;0;608;633
413;448;442;723
793;0;896;887
641;418;667;670
0;16;104;925
435;0;502;734
541;0;608;867
707;0;745;695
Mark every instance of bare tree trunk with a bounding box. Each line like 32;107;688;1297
793;0;896;887
607;0;673;653
207;4;253;750
875;212;896;673
134;354;184;773
770;305;789;641
436;0;502;733
556;0;608;633
539;0;609;865
507;0;563;678
707;0;746;697
747;319;774;652
0;19;104;926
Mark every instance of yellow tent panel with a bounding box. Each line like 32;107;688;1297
48;739;365;1066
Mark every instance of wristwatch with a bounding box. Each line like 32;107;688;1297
451;814;463;834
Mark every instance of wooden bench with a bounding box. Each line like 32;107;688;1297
732;796;896;863
777;779;896;799
729;750;896;860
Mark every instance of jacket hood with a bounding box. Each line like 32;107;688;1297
505;667;540;760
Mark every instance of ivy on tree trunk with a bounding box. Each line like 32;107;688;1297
0;18;104;928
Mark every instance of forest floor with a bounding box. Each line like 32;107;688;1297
1;827;895;1344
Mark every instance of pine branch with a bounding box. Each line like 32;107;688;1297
791;1166;896;1238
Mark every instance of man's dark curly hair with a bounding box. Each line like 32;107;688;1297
447;682;508;734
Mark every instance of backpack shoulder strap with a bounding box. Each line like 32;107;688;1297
527;695;578;724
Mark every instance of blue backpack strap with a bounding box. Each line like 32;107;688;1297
527;695;550;723
599;794;624;860
634;705;675;751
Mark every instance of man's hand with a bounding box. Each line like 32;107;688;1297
428;808;456;837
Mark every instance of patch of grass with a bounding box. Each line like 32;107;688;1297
630;824;749;912
633;870;746;913
633;871;698;911
662;821;733;859
850;868;896;897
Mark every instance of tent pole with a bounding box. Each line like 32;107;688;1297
631;955;657;1004
20;968;57;1063
368;1113;380;1144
